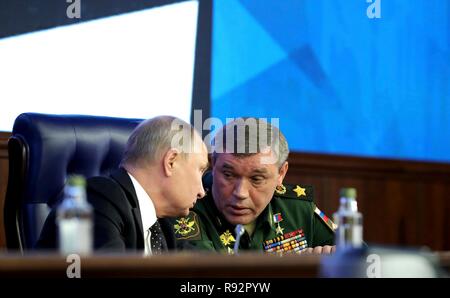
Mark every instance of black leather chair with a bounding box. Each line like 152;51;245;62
4;113;143;252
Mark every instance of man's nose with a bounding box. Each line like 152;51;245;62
232;178;249;200
197;183;206;199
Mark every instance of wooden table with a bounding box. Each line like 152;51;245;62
0;251;448;278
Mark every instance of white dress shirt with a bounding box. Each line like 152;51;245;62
127;172;157;256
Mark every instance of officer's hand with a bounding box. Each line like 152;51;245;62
317;245;335;254
301;245;336;255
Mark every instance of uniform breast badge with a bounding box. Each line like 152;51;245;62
273;213;285;235
219;230;236;247
262;229;308;255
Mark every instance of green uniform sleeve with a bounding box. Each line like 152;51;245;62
311;205;335;247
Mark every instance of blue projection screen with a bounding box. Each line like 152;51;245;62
211;0;450;163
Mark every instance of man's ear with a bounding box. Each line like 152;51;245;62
277;161;289;185
163;148;180;177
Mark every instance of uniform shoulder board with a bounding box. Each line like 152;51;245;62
273;183;314;202
173;211;202;240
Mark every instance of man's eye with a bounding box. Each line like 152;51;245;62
251;176;265;184
222;171;233;178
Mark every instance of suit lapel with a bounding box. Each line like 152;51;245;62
110;168;144;248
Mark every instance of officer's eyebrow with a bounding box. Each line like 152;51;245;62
221;163;235;170
251;168;269;175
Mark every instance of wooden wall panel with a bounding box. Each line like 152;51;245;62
0;130;448;251
285;153;450;251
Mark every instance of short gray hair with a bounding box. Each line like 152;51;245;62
121;116;198;167
211;117;289;167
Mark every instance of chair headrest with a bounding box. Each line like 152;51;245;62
13;113;142;206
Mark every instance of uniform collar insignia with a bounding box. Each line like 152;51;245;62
275;184;287;195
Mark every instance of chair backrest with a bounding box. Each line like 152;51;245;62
4;113;142;251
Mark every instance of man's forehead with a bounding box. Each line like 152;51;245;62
187;142;208;162
198;147;209;163
215;153;274;171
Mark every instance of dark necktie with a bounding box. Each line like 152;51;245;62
149;221;167;254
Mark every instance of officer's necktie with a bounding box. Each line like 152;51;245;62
149;221;167;254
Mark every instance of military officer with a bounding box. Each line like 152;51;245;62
172;117;336;254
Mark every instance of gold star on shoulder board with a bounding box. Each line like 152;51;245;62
293;185;306;197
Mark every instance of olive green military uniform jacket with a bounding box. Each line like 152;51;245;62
172;175;336;254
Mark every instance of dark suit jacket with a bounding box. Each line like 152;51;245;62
36;168;176;252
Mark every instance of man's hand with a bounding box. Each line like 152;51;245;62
301;245;336;255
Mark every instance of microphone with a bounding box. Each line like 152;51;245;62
233;224;245;255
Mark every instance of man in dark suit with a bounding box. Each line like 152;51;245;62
37;116;209;254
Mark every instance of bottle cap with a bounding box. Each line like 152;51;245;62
67;175;86;187
340;187;357;198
